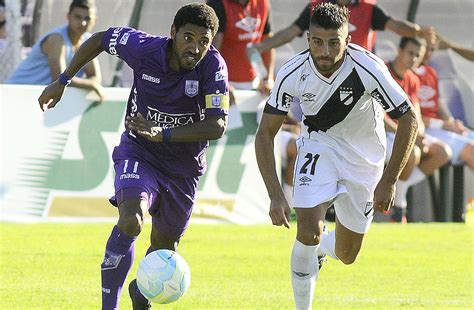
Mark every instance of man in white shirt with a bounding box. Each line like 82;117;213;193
254;3;418;309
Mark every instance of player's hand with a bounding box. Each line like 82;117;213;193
125;112;163;142
269;194;291;229
229;87;236;106
38;80;66;111
90;81;106;103
420;26;437;46
373;179;395;213
257;79;274;95
415;135;429;154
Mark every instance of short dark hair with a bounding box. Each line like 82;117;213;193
310;3;349;30
399;36;426;49
173;3;219;37
69;0;96;13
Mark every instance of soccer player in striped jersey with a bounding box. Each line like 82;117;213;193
255;3;418;309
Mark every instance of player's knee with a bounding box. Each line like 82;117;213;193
297;230;323;246
432;142;452;165
151;229;179;251
335;247;360;265
117;213;144;237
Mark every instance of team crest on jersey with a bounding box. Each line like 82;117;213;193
282;92;293;108
340;87;354;105
119;32;130;45
185;80;199;97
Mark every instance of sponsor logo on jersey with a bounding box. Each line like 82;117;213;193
340;87;354;105
146;106;196;128
371;89;389;110
215;71;226;82
205;94;229;110
282;92;293;108
141;73;160;84
302;93;316;102
399;101;410;114
185;80;199;97
119;32;130;45
108;27;123;55
235;16;261;40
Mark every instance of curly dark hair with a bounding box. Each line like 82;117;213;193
310;2;350;30
173;3;219;37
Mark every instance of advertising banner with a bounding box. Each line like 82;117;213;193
0;85;276;224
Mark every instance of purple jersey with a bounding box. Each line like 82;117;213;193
102;27;229;177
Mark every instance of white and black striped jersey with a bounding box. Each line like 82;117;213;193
266;43;412;167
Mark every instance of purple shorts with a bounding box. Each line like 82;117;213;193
109;153;198;239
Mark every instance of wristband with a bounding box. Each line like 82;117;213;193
162;127;172;143
429;118;444;129
58;73;72;86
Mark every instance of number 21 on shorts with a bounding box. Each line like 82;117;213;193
299;153;320;175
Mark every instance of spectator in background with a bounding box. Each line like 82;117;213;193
385;37;451;222
207;0;275;104
415;41;474;170
5;0;103;100
252;0;436;53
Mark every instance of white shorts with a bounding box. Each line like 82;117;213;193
292;138;383;234
426;128;474;165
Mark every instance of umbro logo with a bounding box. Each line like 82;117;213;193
299;176;312;186
302;93;316;102
340;87;353;105
293;271;310;277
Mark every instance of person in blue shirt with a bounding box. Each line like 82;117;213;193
6;0;103;100
38;3;228;309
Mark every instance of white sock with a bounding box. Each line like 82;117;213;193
394;180;409;208
291;239;319;310
317;230;338;260
406;167;426;187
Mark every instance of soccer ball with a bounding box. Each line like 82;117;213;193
136;249;191;304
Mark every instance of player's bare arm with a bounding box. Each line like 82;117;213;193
38;31;106;111
255;112;291;229
374;108;418;213
254;24;302;53
126;113;227;143
385;18;436;45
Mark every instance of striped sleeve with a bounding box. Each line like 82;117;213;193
349;46;411;119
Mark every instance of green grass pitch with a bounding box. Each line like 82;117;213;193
0;222;472;309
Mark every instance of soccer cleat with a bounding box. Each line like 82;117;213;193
128;279;151;310
317;254;327;270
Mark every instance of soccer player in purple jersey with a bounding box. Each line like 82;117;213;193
38;3;228;309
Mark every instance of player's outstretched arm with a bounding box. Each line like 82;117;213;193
38;31;106;111
126;113;227;143
374;108;418;213
255;112;291;229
